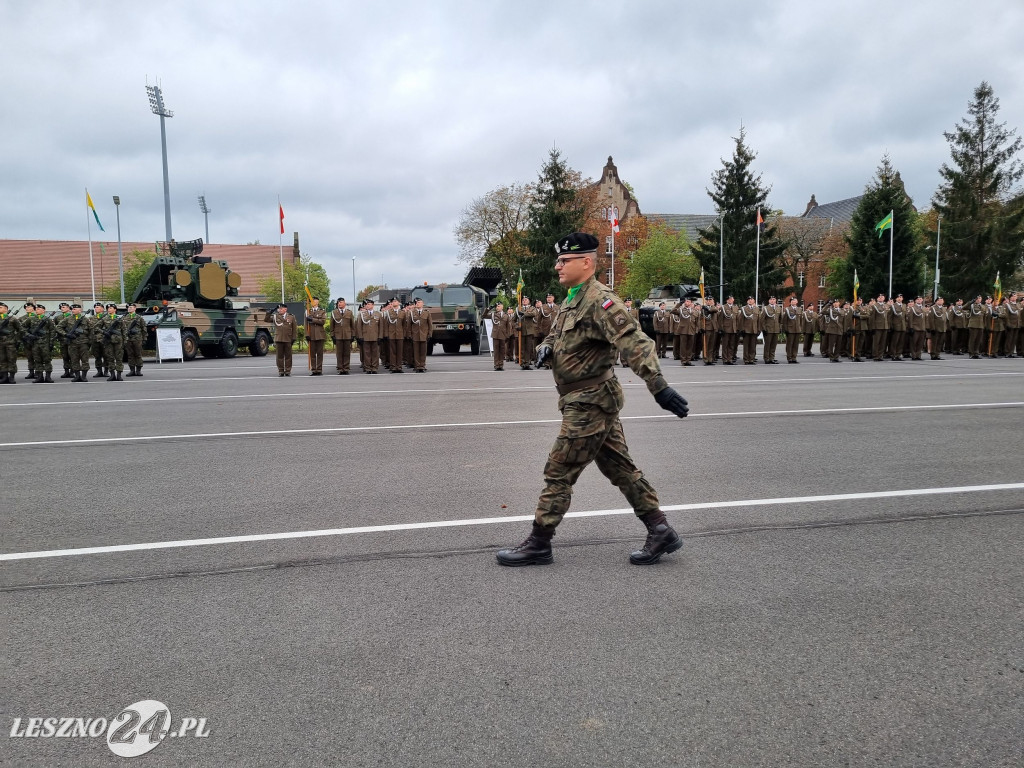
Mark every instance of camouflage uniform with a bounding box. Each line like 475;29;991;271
0;310;22;381
30;312;57;378
123;310;147;374
57;308;73;376
98;312;125;377
64;312;93;379
90;307;108;376
534;277;669;529
20;311;39;377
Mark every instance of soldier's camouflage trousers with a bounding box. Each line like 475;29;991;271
104;338;124;372
69;339;91;373
535;402;660;528
0;340;18;373
31;340;53;373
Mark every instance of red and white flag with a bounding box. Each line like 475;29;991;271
612;216;620;234
279;204;285;234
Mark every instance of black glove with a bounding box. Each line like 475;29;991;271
654;387;689;418
535;345;552;368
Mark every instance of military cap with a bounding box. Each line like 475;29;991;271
71;303;82;309
36;304;46;310
554;232;599;254
278;302;288;309
24;302;36;308
311;296;320;301
106;303;117;309
336;297;345;303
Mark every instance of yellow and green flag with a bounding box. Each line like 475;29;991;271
994;272;1002;304
853;269;859;303
699;267;705;300
874;211;893;238
516;269;524;304
86;190;105;232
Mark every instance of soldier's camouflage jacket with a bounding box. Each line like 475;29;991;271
543;277;667;413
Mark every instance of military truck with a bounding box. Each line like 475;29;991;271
409;282;489;355
637;284;702;339
132;239;274;361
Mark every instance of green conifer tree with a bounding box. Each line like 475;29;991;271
932;81;1024;298
845;156;924;300
691;128;785;302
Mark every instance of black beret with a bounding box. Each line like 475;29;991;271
106;303;117;308
554;232;599;254
336;297;345;303
278;302;288;309
312;296;320;301
71;303;82;309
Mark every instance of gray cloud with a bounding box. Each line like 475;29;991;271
1;0;1021;296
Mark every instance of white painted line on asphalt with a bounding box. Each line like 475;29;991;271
2;483;1021;562
0;401;1021;449
2;371;1021;409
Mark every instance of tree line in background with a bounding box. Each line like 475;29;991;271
456;81;1024;306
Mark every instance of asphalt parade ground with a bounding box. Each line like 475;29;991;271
2;351;1022;767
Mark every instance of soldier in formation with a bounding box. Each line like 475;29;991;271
122;303;147;376
330;297;355;374
265;303;298;376
305;296;327;375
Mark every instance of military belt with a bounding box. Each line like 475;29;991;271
556;368;614;396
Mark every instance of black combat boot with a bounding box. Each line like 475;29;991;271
25;370;35;379
496;523;555;567
61;369;72;378
0;372;8;384
43;372;53;383
34;371;44;383
116;371;123;381
629;511;683;565
107;369;117;381
135;367;142;376
78;371;88;382
93;367;105;378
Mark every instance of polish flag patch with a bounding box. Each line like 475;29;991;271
602;298;614;309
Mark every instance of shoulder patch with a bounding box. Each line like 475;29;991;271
602;298;614;310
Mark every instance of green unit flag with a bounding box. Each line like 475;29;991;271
874;211;893;238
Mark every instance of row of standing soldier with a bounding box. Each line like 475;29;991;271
646;292;1022;365
0;300;147;384
263;296;434;376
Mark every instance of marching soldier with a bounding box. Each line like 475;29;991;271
90;302;108;377
0;302;22;383
305;296;327;375
739;297;759;364
780;297;802;363
355;300;382;373
330;298;355;374
265;303;298;376
518;296;538;369
495;232;688;568
122;302;147;376
407;297;432;372
64;303;93;382
490;302;510;371
760;296;781;363
801;302;818;358
719;296;739;364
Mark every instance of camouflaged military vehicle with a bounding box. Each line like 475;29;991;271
409;283;489;355
638;283;702;339
132;239;274;360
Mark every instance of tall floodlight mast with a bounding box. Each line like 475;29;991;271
146;82;174;242
198;194;210;244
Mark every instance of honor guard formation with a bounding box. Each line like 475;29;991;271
0;300;147;383
1;289;1018;384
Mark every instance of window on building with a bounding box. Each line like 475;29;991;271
797;268;805;284
819;273;826;288
606;269;613;286
605;236;613;255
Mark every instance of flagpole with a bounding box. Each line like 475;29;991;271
754;207;761;305
86;188;96;304
278;196;285;304
887;209;894;298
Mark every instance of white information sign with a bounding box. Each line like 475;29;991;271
156;327;183;362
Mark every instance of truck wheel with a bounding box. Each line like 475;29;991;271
248;330;270;357
219;329;239;358
181;330;199;361
442;341;459;354
470;335;481;355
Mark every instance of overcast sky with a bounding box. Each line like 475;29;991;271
2;0;1022;297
